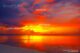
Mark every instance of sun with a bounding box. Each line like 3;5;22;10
21;24;52;33
30;24;44;32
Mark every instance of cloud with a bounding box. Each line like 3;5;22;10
0;0;79;26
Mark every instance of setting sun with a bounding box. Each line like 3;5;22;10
21;24;53;33
21;24;78;34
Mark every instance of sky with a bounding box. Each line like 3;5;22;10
0;0;80;27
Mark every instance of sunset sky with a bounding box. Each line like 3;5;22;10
0;0;79;25
0;1;80;52
0;0;80;34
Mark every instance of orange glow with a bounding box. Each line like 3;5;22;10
22;35;44;43
21;24;52;32
30;36;43;43
21;24;78;34
21;35;80;51
21;36;29;43
0;24;79;34
46;0;54;2
21;35;79;46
